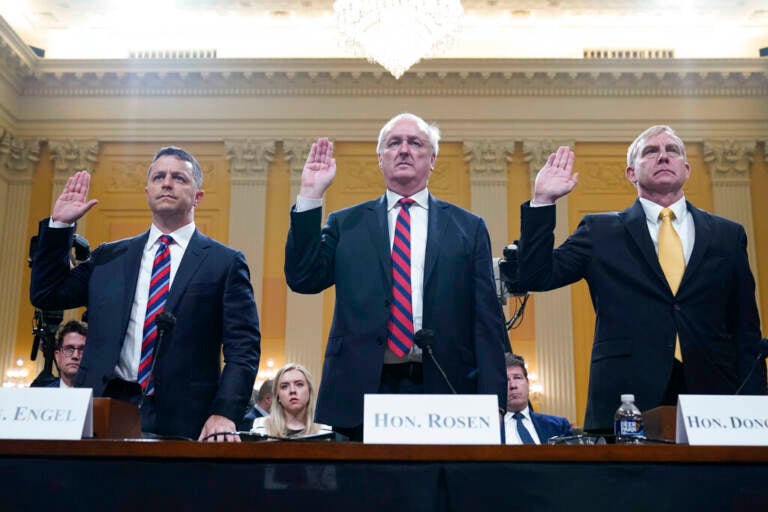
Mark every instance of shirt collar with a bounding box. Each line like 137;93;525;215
386;187;430;212
639;196;688;225
146;222;196;252
507;405;532;421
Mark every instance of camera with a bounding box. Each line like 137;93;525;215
494;241;527;302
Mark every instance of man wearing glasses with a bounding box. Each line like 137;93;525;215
50;320;87;388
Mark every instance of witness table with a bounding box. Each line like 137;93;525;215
1;440;766;511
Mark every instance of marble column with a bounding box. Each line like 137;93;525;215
522;139;577;421
703;139;760;303
282;139;325;381
224;139;275;308
0;130;40;385
463;140;515;251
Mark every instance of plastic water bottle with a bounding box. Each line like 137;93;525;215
614;394;645;444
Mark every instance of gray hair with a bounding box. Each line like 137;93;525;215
377;113;441;156
626;125;686;167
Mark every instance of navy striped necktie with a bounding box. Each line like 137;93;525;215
138;234;173;395
387;198;415;357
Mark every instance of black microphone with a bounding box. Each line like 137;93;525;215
414;329;457;394
734;338;768;395
139;311;176;407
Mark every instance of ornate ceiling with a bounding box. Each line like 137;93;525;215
2;1;767;60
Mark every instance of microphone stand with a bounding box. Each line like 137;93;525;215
139;311;176;408
414;329;457;394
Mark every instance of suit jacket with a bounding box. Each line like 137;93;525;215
518;199;766;431
285;194;509;427
30;220;261;439
530;411;573;443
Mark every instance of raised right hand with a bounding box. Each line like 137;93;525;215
298;137;336;199
52;170;99;224
533;146;578;205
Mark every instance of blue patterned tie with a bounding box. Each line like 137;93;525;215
138;234;173;395
513;412;536;445
387;198;415;357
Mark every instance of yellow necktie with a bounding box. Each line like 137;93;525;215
658;208;685;361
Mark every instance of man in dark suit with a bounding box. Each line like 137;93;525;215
517;125;766;432
31;147;261;441
503;353;572;444
239;378;273;431
285;113;509;440
46;320;88;388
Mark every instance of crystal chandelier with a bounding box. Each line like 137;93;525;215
334;0;463;79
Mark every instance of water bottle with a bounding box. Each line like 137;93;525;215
614;394;645;444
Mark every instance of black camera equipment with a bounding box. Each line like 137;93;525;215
494;241;530;331
27;233;90;387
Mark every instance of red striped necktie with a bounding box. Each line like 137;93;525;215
138;234;173;395
387;198;415;358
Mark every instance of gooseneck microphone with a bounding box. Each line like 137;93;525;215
139;311;177;408
414;329;457;394
734;338;768;395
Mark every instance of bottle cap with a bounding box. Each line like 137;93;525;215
620;394;635;402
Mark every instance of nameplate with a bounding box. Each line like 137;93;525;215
676;394;768;445
363;394;500;444
0;388;93;439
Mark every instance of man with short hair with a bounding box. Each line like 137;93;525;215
239;379;273;430
31;146;261;441
49;320;88;388
517;125;766;432
503;353;572;444
285;113;509;440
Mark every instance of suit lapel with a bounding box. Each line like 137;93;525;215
164;229;209;313
621;199;668;289
680;201;712;291
367;195;393;288
423;194;449;289
123;232;149;319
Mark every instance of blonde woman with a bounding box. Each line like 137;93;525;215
252;363;332;439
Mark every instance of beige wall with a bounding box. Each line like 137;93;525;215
1;43;766;425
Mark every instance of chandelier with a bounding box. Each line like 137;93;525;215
333;0;464;79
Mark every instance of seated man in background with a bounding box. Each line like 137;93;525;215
239;378;273;431
49;320;88;388
503;353;572;444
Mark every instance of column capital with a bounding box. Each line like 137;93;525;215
48;139;99;179
283;139;314;183
522;139;574;185
224;139;275;181
703;139;755;183
0;129;41;181
463;140;515;182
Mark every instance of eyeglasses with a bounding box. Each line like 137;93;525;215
59;346;85;357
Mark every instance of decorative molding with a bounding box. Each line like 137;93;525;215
10;58;768;98
49;139;100;177
703;140;755;183
224;139;275;180
0;17;37;89
463;140;515;182
0;129;40;178
283;139;314;180
522;139;574;185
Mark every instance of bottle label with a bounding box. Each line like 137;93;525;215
615;418;645;437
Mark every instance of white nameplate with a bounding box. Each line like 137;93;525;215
363;394;500;444
0;388;93;440
676;394;768;445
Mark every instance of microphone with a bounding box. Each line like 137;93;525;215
413;329;457;394
734;338;768;395
139;311;177;407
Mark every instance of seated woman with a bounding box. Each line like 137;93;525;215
251;363;333;439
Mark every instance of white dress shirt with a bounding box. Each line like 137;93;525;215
504;406;542;445
638;196;695;265
114;222;196;381
295;188;430;363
